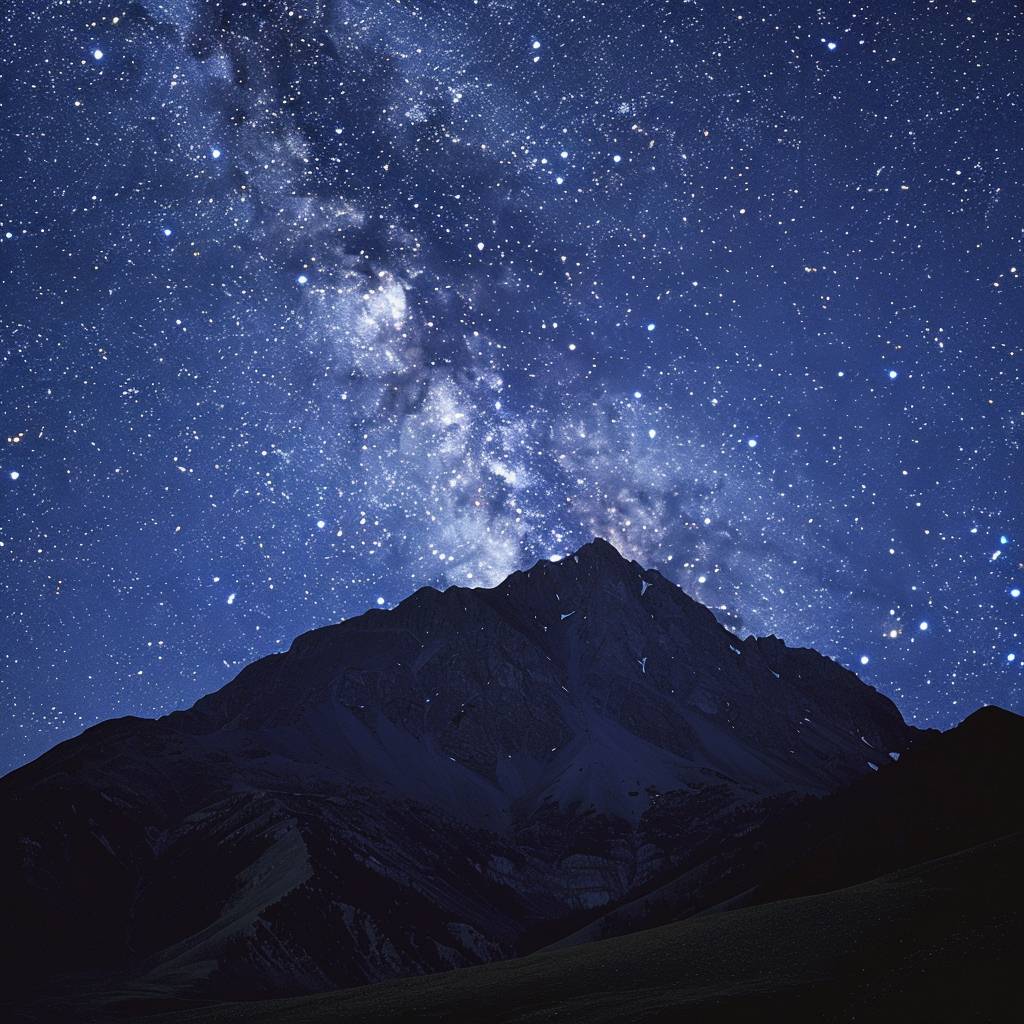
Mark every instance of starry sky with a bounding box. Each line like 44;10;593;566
1;0;1022;772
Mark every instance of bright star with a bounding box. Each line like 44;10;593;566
93;49;104;61
919;621;929;631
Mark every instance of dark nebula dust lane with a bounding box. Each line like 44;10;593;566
1;1;1021;771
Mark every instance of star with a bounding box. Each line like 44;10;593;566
1;0;1019;772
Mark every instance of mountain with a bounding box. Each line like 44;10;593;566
0;539;937;1017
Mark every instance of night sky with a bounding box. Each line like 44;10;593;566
2;1;1021;773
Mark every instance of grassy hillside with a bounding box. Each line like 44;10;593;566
145;832;1020;1024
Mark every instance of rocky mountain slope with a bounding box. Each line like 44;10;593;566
155;833;1024;1024
150;705;1024;1024
1;539;916;1013
546;703;1024;949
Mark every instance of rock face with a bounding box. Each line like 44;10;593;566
0;539;913;1006
546;704;1024;951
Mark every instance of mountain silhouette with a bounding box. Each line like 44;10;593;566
1;539;1017;1022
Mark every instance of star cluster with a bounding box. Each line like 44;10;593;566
1;1;1021;771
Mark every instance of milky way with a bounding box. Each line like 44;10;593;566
1;1;1021;771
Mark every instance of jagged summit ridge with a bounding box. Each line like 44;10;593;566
187;535;907;814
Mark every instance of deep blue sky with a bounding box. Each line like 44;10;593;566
1;1;1021;772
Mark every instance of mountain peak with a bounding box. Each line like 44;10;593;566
574;535;629;561
504;535;635;587
168;537;911;817
949;704;1024;746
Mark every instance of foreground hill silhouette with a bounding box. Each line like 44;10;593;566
156;834;1024;1024
1;540;1019;1022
